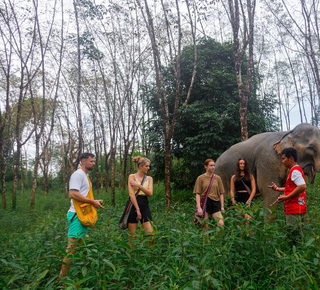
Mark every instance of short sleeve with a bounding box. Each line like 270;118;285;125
193;176;201;194
69;171;84;191
217;177;225;194
291;170;306;186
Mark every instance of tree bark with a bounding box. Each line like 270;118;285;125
226;0;256;141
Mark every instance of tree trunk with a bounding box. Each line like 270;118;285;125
30;158;39;208
137;0;197;208
1;170;6;209
105;154;110;193
73;0;83;168
164;137;172;207
226;0;255;141
110;148;116;206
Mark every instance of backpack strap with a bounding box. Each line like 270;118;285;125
70;212;77;223
240;176;251;194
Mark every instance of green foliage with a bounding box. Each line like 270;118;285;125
1;176;320;289
80;31;104;61
143;38;279;189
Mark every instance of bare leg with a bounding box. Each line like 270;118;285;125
244;213;252;220
212;211;224;227
202;212;210;231
128;223;138;249
142;221;154;246
59;238;81;279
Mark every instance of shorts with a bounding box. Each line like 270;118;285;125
235;191;251;205
206;198;221;214
285;214;306;227
67;211;88;239
128;195;153;224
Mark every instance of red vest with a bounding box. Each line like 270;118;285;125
283;165;307;215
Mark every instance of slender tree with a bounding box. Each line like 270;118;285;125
223;0;256;141
137;0;197;207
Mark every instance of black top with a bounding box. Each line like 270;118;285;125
234;176;251;192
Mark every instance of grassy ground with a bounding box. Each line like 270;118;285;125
1;177;320;289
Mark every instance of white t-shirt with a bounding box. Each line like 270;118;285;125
291;165;306;186
68;169;89;213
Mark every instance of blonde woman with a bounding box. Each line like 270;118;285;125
127;156;153;247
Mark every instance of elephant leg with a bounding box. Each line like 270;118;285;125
257;172;282;221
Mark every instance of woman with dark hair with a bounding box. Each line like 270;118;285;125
193;159;225;230
127;156;153;248
230;159;256;218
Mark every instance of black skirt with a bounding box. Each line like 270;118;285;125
128;195;153;224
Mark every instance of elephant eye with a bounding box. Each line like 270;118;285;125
306;145;316;154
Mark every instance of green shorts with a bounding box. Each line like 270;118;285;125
67;211;88;239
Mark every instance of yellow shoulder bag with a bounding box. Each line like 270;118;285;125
72;176;97;227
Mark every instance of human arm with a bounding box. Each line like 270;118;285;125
220;193;225;212
277;184;306;202
268;182;285;193
217;176;225;211
230;175;236;205
246;174;256;206
128;174;142;220
69;190;104;209
129;176;153;197
195;193;203;217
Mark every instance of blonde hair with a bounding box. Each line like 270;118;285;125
133;155;150;167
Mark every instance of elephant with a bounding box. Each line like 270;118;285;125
215;123;320;210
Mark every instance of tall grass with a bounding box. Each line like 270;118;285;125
1;177;320;289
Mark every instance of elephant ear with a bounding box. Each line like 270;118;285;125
273;130;294;154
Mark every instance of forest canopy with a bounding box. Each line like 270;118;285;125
144;38;278;189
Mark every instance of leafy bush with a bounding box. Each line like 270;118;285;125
1;176;320;289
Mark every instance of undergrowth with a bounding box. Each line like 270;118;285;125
1;177;320;289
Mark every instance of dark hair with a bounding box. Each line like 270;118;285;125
79;152;95;161
234;158;251;182
204;159;214;166
281;147;297;162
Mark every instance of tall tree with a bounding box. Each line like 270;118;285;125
137;0;197;207
263;0;320;127
1;0;38;209
73;0;84;168
224;0;256;140
0;6;14;209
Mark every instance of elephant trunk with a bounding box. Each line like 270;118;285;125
303;164;316;184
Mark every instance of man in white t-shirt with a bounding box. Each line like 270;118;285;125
59;153;104;279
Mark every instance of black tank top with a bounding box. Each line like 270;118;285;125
234;176;251;191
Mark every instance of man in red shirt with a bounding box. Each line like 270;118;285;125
269;147;307;246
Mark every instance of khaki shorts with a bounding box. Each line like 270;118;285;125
285;214;306;227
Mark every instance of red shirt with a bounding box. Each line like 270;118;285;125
283;165;307;215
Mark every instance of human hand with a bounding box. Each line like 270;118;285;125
268;182;278;191
221;207;225;213
130;180;139;187
136;208;142;221
93;200;104;209
197;207;203;217
277;194;287;203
